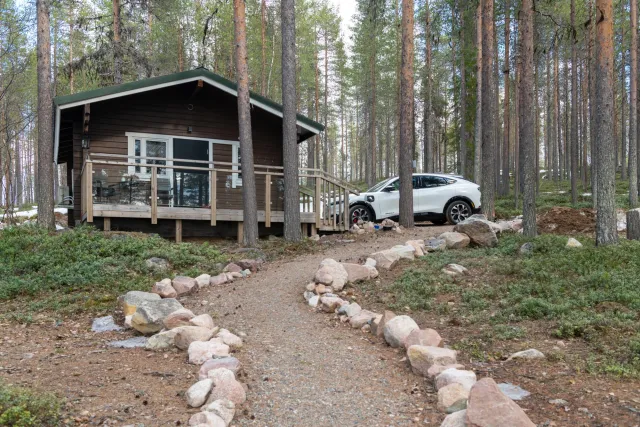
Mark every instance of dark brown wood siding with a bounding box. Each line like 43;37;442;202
64;82;286;220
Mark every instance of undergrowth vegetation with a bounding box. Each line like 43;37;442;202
0;381;61;426
0;225;227;320
391;234;640;377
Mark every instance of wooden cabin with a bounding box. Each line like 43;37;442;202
54;68;355;241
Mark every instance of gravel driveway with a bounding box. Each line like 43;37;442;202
196;225;452;426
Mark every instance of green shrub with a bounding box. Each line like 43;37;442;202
0;382;60;426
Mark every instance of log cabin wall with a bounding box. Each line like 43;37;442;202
63;81;286;228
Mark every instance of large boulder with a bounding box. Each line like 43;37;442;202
152;279;178;299
163;308;196;329
190;314;216;330
424;238;447;252
371;310;395;337
223;263;243;273
203;399;236;426
338;303;362;318
206;368;246;406
314;259;349;291
131;298;184;334
145;328;181;350
209;273;228;286
370;245;415;270
441;409;467;427
438;383;469;414
174;326;217;350
405;240;425;257
118;291;161;317
217;329;243;349
404;328;443;349
465;378;535;427
453;215;498;248
199;357;242;380
188;338;231;365
383;315;419;348
439;232;471;249
349;310;378;329
186;379;213;408
341;263;379;283
407;346;457;377
236;259;263;273
172;276;199;296
436;368;477;392
195;274;211;288
188;411;226;427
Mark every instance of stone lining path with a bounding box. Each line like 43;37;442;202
194;225;453;426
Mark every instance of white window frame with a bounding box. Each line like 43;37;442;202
127;135;173;177
125;132;242;188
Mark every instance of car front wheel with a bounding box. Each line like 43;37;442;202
349;205;374;224
446;200;472;225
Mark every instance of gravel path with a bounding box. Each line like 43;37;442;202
196;225;452;426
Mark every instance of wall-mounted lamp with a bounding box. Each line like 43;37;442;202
82;135;91;149
187;126;193;133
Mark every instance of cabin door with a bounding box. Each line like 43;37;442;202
173;138;210;208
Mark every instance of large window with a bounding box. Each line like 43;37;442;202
129;137;170;176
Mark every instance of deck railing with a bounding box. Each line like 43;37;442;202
80;153;359;233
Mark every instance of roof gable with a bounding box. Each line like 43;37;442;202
53;68;324;135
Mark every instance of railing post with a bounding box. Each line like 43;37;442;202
265;173;271;227
315;176;321;229
86;162;93;223
343;187;349;231
210;170;217;226
151;167;158;224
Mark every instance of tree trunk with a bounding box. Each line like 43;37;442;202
68;8;74;93
595;0;618;245
281;0;300;241
261;0;267;96
325;31;331;175
571;0;579;204
424;0;433;173
234;0;258;246
630;0;638;207
546;51;551;177
459;5;467;178
314;41;320;171
553;40;560;182
178;23;184;72
399;0;414;228
582;49;589;189
521;0;535;236
36;0;55;229
621;32;627;182
474;2;482;183
113;0;122;84
481;0;496;220
589;0;598;206
501;0;510;196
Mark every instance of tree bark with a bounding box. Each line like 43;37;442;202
424;0;433;173
36;0;55;229
481;0;496;220
621;31;627;182
521;0;536;236
595;0;618;245
234;0;258;246
630;0;638;207
571;0;579;204
501;0;510;196
459;5;467;178
281;0;301;241
261;0;267;96
474;2;482;183
399;0;414;228
113;0;122;84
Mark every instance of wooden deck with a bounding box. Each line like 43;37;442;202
81;153;358;241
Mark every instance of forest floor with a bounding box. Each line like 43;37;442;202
2;216;640;426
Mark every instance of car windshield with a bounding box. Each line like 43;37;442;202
367;178;395;193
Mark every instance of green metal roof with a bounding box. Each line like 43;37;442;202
53;68;324;134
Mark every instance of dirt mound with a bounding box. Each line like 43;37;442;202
537;207;596;235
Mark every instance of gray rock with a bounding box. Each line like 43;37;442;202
383;315;419;348
438;383;469;414
188;412;226;427
466;378;535;426
199;357;242;379
91;316;122;333
407;346;458;377
442;264;469;276
314;259;349;291
145;329;180;350
453;216;498;248
424;238;447;252
439;232;471;249
519;242;534;255
118;291;161;317
203;399;236;425
308;295;319;307
195;274;211;288
175;326;217;350
338;303;362;318
145;257;169;271
303;291;315;301
108;336;148;349
440;410;467;427
349;309;378;329
507;348;545;361
186;378;214;408
172;276;198;296
436;368;477;392
566;237;583;248
131;298;184;334
498;383;531;401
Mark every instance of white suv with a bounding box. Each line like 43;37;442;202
348;174;482;225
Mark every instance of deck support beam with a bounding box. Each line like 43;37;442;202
175;219;182;243
103;217;111;231
237;222;244;244
151;168;158;224
210;170;217;226
265;173;271;227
